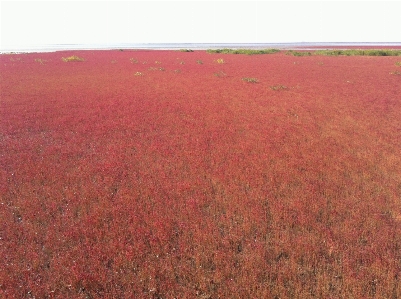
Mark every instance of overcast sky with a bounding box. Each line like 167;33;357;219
1;0;400;50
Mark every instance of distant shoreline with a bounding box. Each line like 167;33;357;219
2;42;401;54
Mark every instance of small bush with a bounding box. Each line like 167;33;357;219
270;85;288;90
390;70;401;75
134;72;143;76
395;61;401;67
196;60;203;64
242;77;259;83
179;49;194;52
216;58;225;64
61;55;84;62
130;58;138;64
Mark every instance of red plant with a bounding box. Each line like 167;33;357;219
1;49;401;298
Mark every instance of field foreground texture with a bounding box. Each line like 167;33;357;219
1;50;401;298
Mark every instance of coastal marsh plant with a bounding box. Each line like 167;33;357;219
395;61;401;67
134;71;143;76
62;55;84;62
130;58;138;64
3;48;401;299
216;58;225;64
390;70;401;75
196;60;203;64
179;49;194;52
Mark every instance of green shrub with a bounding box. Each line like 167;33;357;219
286;50;312;56
180;49;194;52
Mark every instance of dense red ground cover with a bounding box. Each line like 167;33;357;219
1;49;401;298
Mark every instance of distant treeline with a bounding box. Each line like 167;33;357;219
206;48;401;56
206;48;280;55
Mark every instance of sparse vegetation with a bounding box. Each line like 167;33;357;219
216;58;225;64
313;49;401;56
196;60;203;64
270;84;288;90
390;70;401;75
130;58;138;64
207;48;280;55
286;50;312;56
213;70;227;77
179;49;194;52
134;71;143;76
395;61;401;67
34;58;47;64
61;55;85;62
284;49;401;57
148;67;165;71
242;77;259;83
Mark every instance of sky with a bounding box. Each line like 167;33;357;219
1;0;400;51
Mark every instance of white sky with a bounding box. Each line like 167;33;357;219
1;0;400;50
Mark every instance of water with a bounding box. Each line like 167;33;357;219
2;42;401;54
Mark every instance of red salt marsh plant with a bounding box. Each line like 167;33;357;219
1;49;401;298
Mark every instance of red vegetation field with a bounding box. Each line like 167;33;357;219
1;49;401;298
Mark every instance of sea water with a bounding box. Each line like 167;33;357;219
2;42;401;54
